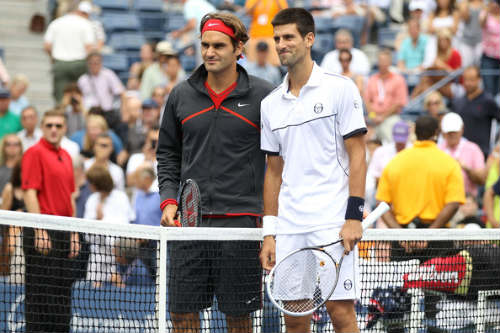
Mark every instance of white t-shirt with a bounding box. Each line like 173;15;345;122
44;13;96;61
61;136;81;161
84;158;125;191
126;153;159;192
320;48;371;77
261;64;366;234
17;128;42;151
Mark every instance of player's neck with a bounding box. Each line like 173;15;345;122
206;64;239;94
287;57;314;97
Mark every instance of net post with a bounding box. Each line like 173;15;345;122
158;230;168;333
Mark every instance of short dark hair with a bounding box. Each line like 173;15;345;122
271;8;315;37
86;165;114;193
338;49;352;61
415;115;439;140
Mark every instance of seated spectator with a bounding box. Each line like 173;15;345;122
364;49;409;144
321;29;371;77
116;96;144;166
451;66;499;157
479;0;500;98
163;52;186;95
134;167;162;226
455;0;484;67
0;88;22;140
423;91;448;120
152;86;167;111
17;106;42;150
0;58;9;88
142;99;161;133
338;49;364;92
70;114;123;158
61;83;86;137
438;112;486;197
0;134;23;195
411;29;462;99
113;238;154;287
73;155;92;219
84;165;134;288
425;0;459;35
245;41;282;87
126;127;159;191
395;0;427;50
127;43;155;91
8;74;30;116
77;52;125;112
397;17;429;75
84;133;125;191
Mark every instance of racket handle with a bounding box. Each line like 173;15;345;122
362;202;390;230
174;220;181;227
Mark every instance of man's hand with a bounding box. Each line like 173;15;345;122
34;229;52;255
260;236;276;271
160;204;179;227
69;232;80;258
339;220;363;254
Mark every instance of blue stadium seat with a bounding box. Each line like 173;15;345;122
102;53;129;73
314;16;335;33
180;55;197;73
0;48;4;61
133;0;164;12
312;33;334;55
378;28;399;49
333;15;365;48
109;32;146;51
138;12;167;39
100;13;141;33
164;12;186;33
93;0;129;12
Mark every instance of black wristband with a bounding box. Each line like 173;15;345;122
345;196;364;221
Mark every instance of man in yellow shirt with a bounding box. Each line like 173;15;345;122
376;115;465;229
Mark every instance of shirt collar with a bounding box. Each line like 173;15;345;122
40;137;61;152
414;140;437;148
281;62;322;99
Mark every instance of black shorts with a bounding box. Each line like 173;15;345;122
167;216;262;316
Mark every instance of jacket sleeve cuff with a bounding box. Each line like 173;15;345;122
160;199;178;211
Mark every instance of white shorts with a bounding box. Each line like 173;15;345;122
275;228;361;301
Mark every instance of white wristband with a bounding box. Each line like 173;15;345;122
263;215;278;237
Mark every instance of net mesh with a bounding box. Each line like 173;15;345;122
0;210;500;333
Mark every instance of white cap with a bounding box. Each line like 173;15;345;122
409;0;426;11
441;112;464;133
78;1;93;14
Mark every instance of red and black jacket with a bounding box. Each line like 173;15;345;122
157;64;274;216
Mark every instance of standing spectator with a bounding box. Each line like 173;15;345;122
338;49;364;92
397;17;429;74
376;115;465;229
456;0;485;67
84;133;125;191
127;43;155;91
0;134;23;195
17;106;42;150
452;66;500;157
157;12;273;332
77;52;125;113
8;74;30;116
244;0;288;66
321;29;371;77
364;49;409;144
84;165;133;288
61;83;86;137
438;112;486;197
479;0;500;98
44;1;96;103
0;88;22;140
244;41;282;86
21;109;80;333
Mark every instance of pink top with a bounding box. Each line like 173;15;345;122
438;138;485;196
365;72;409;114
482;14;500;59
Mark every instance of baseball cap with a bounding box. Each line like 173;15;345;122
409;0;426;11
156;41;177;56
77;1;93;14
142;98;159;109
392;121;409;143
0;87;10;98
440;112;463;133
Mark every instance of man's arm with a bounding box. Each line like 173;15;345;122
429;202;460;228
381;208;403;228
260;155;284;271
24;189;52;255
340;134;366;253
44;42;52;57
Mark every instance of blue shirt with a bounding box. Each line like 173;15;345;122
133;190;162;226
70;129;123;153
9;96;29;116
398;34;428;70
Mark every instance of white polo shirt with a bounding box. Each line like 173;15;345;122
261;64;366;234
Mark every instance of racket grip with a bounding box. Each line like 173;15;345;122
174;220;181;227
362;202;390;230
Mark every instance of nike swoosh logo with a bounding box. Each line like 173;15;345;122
245;296;257;304
238;103;250;107
207;23;218;27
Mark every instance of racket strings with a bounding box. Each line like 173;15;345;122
181;183;200;227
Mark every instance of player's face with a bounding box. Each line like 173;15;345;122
201;31;242;74
42;116;66;146
273;24;314;68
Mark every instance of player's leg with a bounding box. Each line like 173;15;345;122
170;313;201;333
284;313;312;333
326;300;359;333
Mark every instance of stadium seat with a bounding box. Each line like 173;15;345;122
93;0;129;12
100;13;141;33
133;0;163;12
109;32;146;52
333;15;365;48
102;53;129;73
138;12;167;40
164;12;186;33
378;28;399;49
180;55;197;73
314;16;336;34
312;33;334;61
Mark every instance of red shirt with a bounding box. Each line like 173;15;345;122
22;138;75;216
446;49;462;70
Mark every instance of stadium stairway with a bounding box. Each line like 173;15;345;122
0;0;54;113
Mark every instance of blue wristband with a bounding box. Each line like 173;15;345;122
345;196;364;221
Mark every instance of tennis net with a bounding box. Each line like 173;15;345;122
0;210;499;333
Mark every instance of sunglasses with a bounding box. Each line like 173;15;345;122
45;123;63;129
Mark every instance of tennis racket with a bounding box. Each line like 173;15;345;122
177;179;201;227
265;202;390;317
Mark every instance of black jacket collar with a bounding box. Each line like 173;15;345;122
187;64;252;98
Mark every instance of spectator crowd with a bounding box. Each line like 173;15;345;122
0;0;499;289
